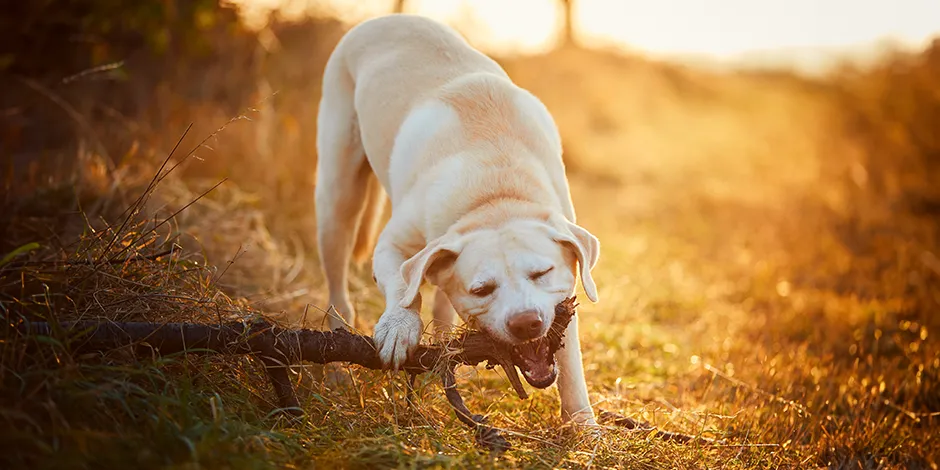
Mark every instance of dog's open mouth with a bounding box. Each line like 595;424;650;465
510;338;558;389
508;298;579;389
475;298;576;392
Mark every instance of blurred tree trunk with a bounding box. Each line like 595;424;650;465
393;0;406;13
561;0;574;46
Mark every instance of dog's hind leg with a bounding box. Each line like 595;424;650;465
351;174;386;268
315;58;371;332
431;287;457;338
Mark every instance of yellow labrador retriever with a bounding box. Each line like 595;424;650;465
315;14;600;425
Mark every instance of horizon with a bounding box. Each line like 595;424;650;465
228;0;940;74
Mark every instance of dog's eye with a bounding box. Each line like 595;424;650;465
469;283;496;297
529;266;554;281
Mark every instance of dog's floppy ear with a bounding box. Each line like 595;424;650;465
546;218;600;303
399;235;463;308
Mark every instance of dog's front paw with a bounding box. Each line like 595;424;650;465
373;306;423;370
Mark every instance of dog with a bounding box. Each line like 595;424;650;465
314;14;600;425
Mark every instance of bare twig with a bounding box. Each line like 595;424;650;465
597;410;723;445
0;249;175;270
61;61;125;84
443;364;511;452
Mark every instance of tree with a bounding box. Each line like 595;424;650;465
560;0;574;46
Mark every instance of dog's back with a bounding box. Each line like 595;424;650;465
321;15;509;180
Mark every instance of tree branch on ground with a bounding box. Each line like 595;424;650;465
17;297;718;451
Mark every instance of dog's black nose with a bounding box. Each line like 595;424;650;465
508;310;544;341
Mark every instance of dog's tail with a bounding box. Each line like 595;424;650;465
352;174;387;267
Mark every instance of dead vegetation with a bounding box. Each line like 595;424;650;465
2;2;939;468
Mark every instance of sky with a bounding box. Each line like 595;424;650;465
229;0;940;71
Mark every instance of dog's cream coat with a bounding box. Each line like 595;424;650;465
315;14;600;424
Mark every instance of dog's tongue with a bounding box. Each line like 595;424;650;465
511;338;558;389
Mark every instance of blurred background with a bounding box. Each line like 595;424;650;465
3;0;939;307
2;1;940;466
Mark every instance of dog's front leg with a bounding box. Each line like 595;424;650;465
371;239;424;369
556;317;596;425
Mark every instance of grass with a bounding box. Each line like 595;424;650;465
2;9;939;470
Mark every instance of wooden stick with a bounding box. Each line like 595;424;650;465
18;297;579;451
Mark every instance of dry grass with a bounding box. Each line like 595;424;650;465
2;9;939;469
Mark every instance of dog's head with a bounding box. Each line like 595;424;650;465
399;214;599;346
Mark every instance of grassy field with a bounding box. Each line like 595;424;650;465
2;9;939;469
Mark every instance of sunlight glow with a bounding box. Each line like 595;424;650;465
576;0;940;56
228;0;940;66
